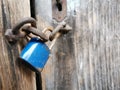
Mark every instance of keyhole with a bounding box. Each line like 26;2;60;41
56;2;62;11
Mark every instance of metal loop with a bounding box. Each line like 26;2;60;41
49;21;72;41
42;27;53;33
12;17;36;35
5;17;36;43
5;17;72;44
49;22;66;41
22;26;52;42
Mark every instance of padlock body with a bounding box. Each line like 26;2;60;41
20;38;50;68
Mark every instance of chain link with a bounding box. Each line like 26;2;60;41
5;17;72;44
5;17;51;43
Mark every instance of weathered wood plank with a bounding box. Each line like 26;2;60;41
73;0;120;90
35;0;120;90
35;1;53;90
0;0;36;90
35;0;77;90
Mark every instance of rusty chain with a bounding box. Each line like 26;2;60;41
12;17;37;35
5;17;50;43
5;17;72;44
22;25;50;42
49;21;71;41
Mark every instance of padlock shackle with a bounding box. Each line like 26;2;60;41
22;26;53;42
22;26;49;42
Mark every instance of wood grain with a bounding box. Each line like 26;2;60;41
72;0;120;90
0;0;36;90
36;0;120;90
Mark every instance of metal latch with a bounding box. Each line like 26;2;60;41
5;17;72;72
52;0;67;22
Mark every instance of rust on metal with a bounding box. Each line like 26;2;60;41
5;17;53;43
52;0;67;22
5;17;37;43
5;17;72;44
12;17;36;34
49;21;72;41
5;28;27;43
22;26;49;42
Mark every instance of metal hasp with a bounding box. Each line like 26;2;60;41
49;21;72;41
52;0;67;22
5;17;72;72
49;21;72;49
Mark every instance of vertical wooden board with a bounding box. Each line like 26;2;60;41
35;0;120;90
0;0;36;90
35;0;78;90
73;0;120;90
35;0;54;90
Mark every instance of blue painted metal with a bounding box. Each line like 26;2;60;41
20;38;50;68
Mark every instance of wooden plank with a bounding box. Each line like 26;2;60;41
35;1;55;90
0;0;36;90
35;0;120;90
35;0;77;90
73;0;120;90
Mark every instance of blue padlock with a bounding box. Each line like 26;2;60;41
20;38;50;69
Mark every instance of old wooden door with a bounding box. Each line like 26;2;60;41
1;0;120;90
0;0;36;90
35;0;120;90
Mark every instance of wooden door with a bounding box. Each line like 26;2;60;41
0;0;36;90
35;0;120;90
1;0;120;90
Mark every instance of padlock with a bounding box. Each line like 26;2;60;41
20;38;50;69
19;27;53;72
19;22;72;72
